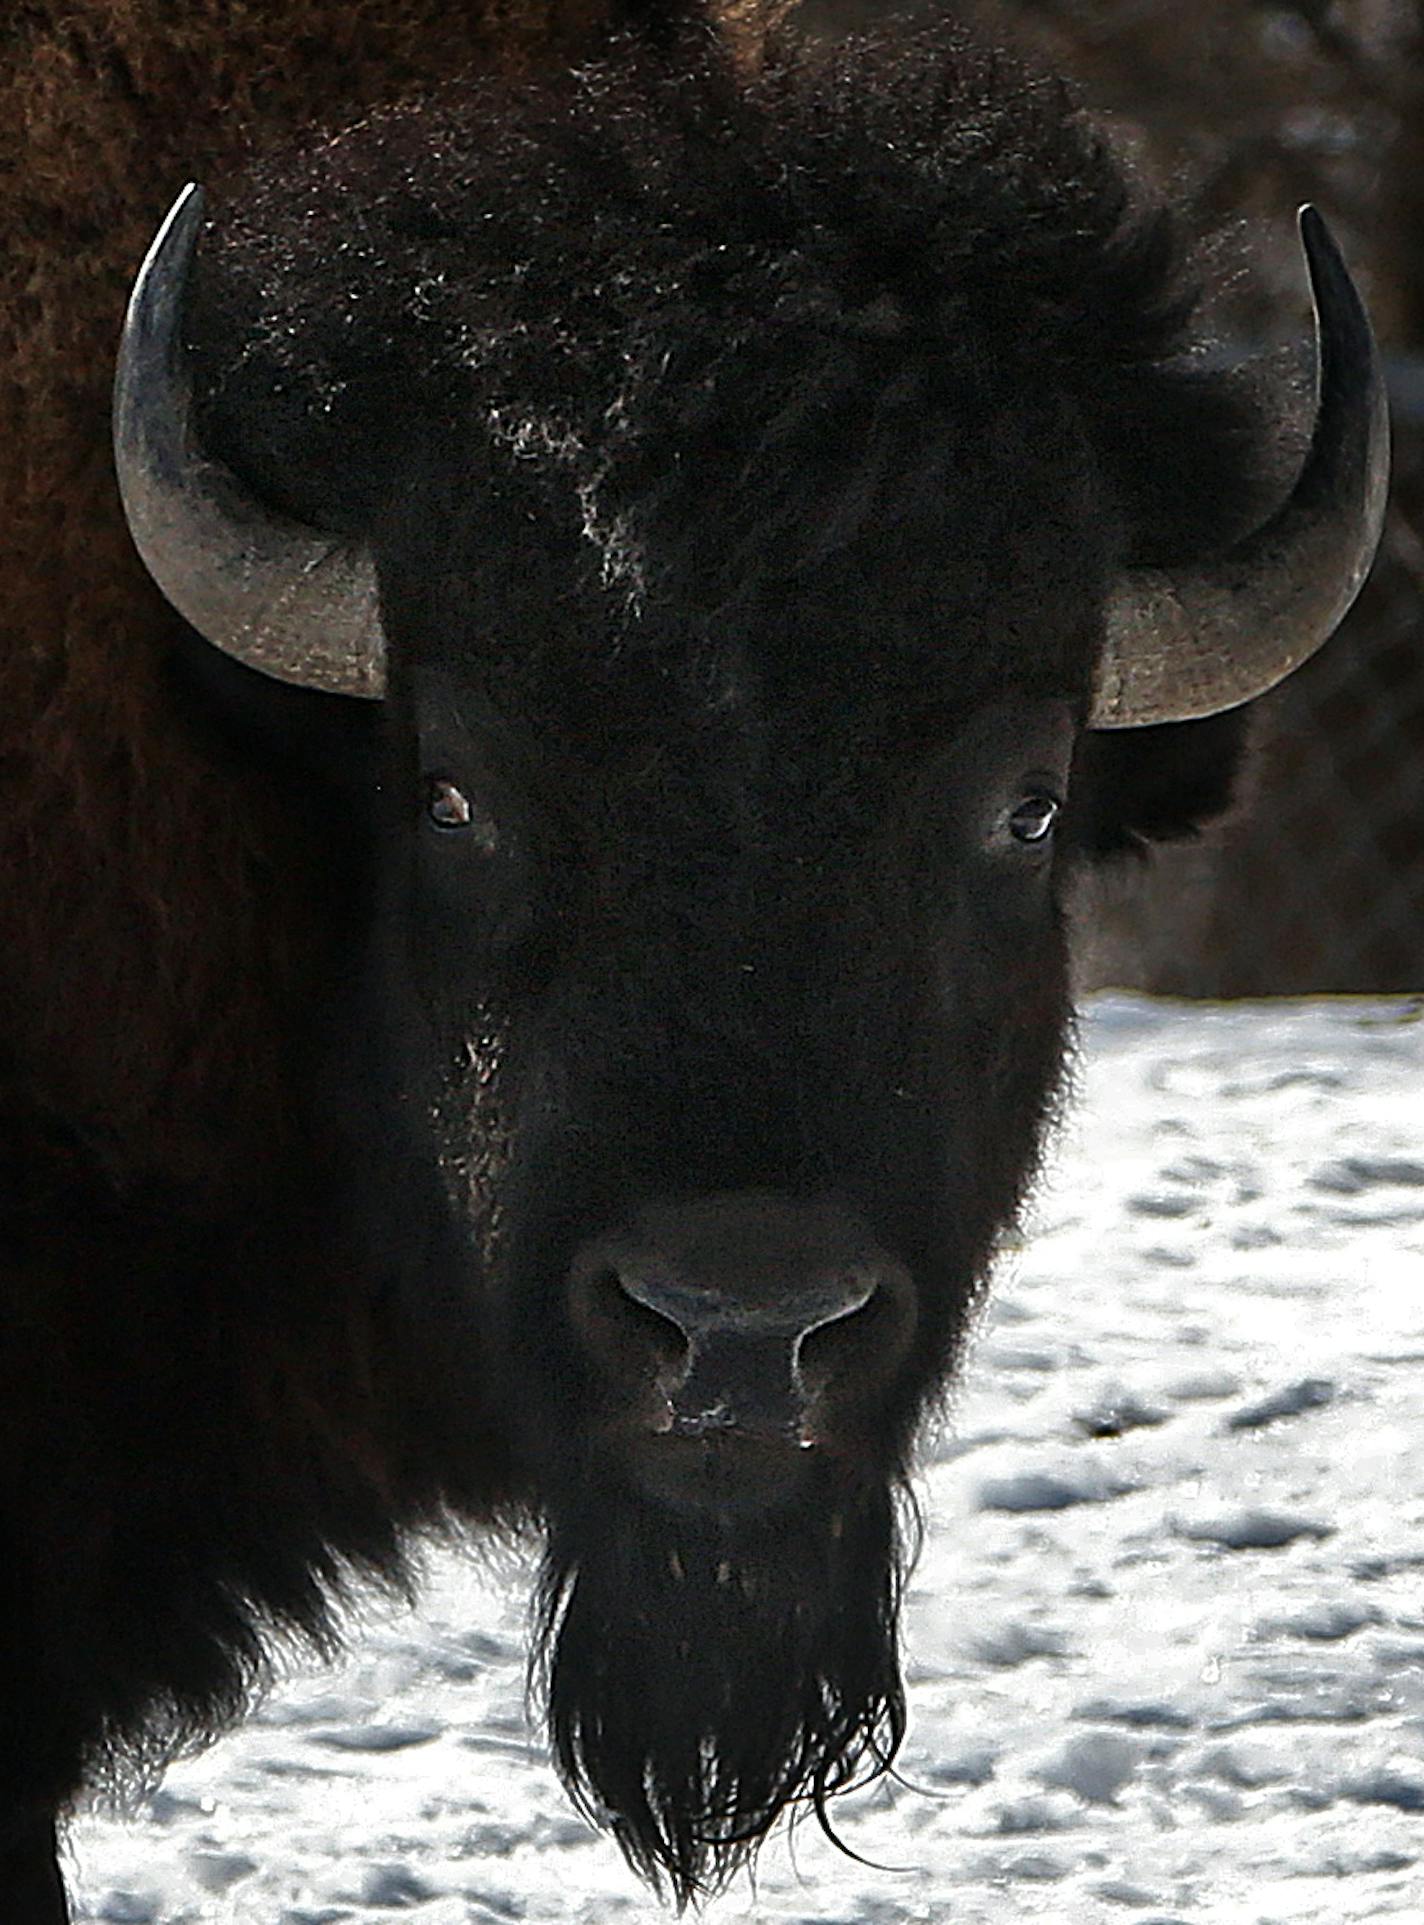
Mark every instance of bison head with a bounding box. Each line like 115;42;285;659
112;31;1385;1901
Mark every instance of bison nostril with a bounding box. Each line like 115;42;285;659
567;1198;917;1443
571;1264;689;1383
796;1279;913;1397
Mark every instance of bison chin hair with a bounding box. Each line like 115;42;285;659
531;1466;913;1905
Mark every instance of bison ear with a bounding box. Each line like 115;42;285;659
1066;709;1251;859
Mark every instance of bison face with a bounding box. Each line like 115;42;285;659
319;564;1089;1893
178;573;1097;1897
148;374;1118;1909
139;320;1287;1903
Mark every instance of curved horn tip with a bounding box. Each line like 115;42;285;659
1298;202;1339;274
1090;206;1390;730
114;180;388;701
1297;201;1325;249
159;180;206;255
123;184;206;354
1297;203;1371;353
1297;204;1335;309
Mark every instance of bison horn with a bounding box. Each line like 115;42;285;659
113;183;387;700
1092;207;1389;728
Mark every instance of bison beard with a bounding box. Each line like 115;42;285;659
532;1465;912;1902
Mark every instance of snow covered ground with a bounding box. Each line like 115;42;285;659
65;996;1424;1924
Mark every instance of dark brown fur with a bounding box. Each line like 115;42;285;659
0;0;664;1844
0;1;624;1203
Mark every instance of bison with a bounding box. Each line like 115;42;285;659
0;1;1387;1917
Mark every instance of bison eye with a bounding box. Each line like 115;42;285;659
1007;791;1060;844
427;777;473;829
425;776;497;850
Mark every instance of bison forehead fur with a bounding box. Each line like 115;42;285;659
2;10;1272;1915
196;27;1265;588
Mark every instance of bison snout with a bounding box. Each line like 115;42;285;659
567;1194;916;1459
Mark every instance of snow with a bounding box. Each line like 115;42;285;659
62;996;1424;1923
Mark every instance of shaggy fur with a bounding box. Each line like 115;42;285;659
536;1468;911;1899
0;0;653;1859
2;3;1272;1913
0;0;623;1203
